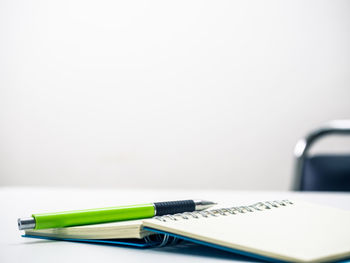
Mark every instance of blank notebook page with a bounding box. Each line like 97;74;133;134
143;201;350;263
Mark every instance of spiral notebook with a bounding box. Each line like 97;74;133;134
24;200;350;263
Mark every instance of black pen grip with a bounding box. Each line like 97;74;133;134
154;200;195;216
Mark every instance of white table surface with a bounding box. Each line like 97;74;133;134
1;187;349;263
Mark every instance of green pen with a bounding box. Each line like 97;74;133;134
17;199;215;230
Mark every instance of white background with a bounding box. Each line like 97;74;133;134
1;0;350;190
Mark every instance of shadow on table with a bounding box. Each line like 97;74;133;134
151;242;265;262
19;237;265;262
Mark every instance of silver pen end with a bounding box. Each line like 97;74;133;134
18;217;36;230
194;200;217;211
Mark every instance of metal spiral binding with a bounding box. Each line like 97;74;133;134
144;200;293;247
153;199;293;222
144;234;182;247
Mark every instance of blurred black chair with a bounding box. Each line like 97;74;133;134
293;120;350;191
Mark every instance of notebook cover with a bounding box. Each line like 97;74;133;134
22;234;153;248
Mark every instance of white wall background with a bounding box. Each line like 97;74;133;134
1;0;350;190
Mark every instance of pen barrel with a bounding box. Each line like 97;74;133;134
32;204;155;230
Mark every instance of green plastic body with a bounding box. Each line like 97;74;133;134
32;203;155;230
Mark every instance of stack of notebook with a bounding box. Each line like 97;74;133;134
23;200;350;263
